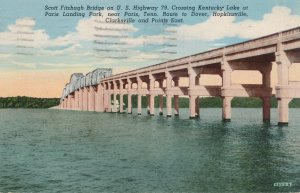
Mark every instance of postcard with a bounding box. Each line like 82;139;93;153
0;0;299;192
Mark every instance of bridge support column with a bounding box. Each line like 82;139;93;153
95;84;104;112
112;81;117;113
73;95;76;110
94;88;98;112
103;93;108;112
222;97;233;122
73;91;78;110
77;90;81;110
63;98;67;109
127;94;132;114
71;95;74;109
159;95;164;115
158;80;164;115
189;95;196;119
107;93;111;112
66;96;69;109
262;96;271;122
78;89;83;110
137;77;142;115
278;98;292;125
108;82;113;112
188;67;197;119
68;96;72;109
79;91;81;110
72;95;76;110
195;75;200;118
68;96;71;109
86;88;89;111
119;80;124;113
127;79;132;114
147;95;150;114
65;98;68;109
166;71;172;117
81;92;84;110
188;96;199;119
88;86;95;112
275;47;293;125
112;93;117;113
149;74;155;116
83;87;88;111
174;95;179;116
261;64;272;122
137;94;142;115
195;96;199;118
166;95;172;117
77;90;80;110
173;77;179;116
221;58;233;122
120;94;124;113
102;83;107;112
150;95;155;116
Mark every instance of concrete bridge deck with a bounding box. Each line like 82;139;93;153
59;27;300;125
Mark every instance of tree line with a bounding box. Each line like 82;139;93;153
120;95;300;108
0;96;60;108
0;96;300;108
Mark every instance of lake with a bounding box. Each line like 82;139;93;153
0;108;299;192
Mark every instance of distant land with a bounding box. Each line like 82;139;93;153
1;96;300;109
0;96;60;108
127;95;300;108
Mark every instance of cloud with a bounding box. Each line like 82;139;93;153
0;10;138;48
123;51;162;62
237;6;300;38
169;6;300;41
1;17;50;48
0;9;175;70
11;59;36;69
2;6;298;71
121;34;172;47
0;53;11;58
50;10;138;47
40;62;95;68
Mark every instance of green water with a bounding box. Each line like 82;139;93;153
0;109;299;192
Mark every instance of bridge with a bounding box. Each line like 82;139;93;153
59;27;300;125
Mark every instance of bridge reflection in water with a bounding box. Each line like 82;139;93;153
59;27;300;125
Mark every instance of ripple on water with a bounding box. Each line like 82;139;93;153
0;108;299;192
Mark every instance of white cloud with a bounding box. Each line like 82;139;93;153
169;6;300;41
11;59;36;69
0;18;50;48
0;11;138;48
0;53;11;58
0;13;156;70
121;34;171;47
3;6;298;71
125;51;161;63
53;10;138;45
0;10;170;70
40;62;94;68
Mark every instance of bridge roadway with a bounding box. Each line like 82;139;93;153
59;27;300;125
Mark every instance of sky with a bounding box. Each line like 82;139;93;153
0;0;300;98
